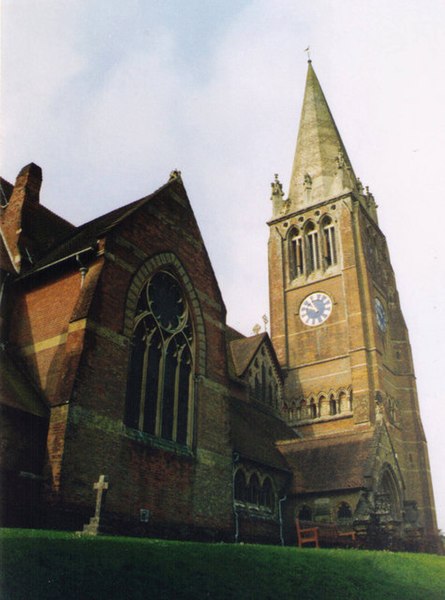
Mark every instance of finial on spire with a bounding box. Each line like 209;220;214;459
304;46;311;62
169;169;182;182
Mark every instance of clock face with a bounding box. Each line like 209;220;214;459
300;292;332;327
375;297;387;332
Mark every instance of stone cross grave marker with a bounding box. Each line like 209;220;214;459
93;474;109;519
81;474;109;535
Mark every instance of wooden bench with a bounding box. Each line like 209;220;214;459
296;519;356;548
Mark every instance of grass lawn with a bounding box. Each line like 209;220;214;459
1;528;444;599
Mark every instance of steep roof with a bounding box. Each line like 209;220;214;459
278;430;374;494
229;397;299;472
230;332;268;377
288;61;358;209
14;173;227;315
18;188;164;277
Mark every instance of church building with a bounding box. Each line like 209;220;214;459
0;62;439;551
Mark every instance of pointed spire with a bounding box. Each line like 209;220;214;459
288;62;357;209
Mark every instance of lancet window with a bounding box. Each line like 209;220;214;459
288;217;338;281
305;221;320;273
248;349;280;408
298;505;313;521
337;502;353;521
289;228;305;279
322;216;337;267
124;270;194;446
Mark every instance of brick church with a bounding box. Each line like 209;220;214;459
0;62;439;550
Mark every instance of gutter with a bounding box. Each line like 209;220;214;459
16;244;98;281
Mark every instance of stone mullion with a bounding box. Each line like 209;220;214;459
172;341;184;442
137;326;151;431
154;334;168;438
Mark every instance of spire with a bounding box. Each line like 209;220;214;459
288;62;357;209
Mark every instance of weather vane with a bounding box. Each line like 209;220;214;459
304;46;311;61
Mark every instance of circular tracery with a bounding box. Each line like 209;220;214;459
147;271;187;332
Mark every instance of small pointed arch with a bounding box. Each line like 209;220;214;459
248;473;261;504
320;214;337;267
304;220;320;273
297;505;313;522
317;393;327;418
234;468;247;502
260;477;276;510
308;396;317;419
288;226;305;279
329;393;338;416
336;501;353;521
337;389;348;413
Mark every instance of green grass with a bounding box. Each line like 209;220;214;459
1;529;444;600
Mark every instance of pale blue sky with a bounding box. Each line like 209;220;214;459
3;0;445;531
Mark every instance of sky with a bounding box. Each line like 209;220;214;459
2;0;445;531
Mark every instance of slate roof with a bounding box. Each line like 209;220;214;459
278;430;374;494
15;178;176;279
229;397;299;472
0;350;49;418
230;333;268;377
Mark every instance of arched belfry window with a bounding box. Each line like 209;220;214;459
305;221;320;273
321;216;337;267
289;227;304;279
124;270;194;446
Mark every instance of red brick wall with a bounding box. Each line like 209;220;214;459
36;184;235;538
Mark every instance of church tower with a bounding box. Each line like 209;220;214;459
268;61;438;546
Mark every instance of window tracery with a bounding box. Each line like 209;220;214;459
247;347;281;408
305;221;320;273
124;270;194;446
288;216;338;281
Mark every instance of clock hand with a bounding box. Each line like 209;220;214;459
306;298;317;311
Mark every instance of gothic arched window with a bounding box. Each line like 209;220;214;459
289;227;304;279
337;501;352;520
260;477;275;510
309;398;317;419
305;222;320;273
124;270;194;446
298;505;312;522
321;216;337;267
248;474;260;504
234;469;247;502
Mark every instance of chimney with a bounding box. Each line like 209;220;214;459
14;163;42;203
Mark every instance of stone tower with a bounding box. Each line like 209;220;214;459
268;61;438;546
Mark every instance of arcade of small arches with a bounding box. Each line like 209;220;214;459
284;388;353;423
234;468;277;513
288;214;338;280
297;501;354;523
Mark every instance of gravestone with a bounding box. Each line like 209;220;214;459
81;474;109;535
